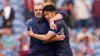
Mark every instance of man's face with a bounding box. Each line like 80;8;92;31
34;5;44;19
43;11;55;21
4;1;9;6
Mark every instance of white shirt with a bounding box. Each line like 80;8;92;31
4;6;11;20
74;0;91;20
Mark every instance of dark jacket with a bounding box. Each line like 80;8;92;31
0;6;14;27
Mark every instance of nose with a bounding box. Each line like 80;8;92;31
45;15;48;19
37;10;39;13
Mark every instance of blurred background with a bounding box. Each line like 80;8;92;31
0;0;100;56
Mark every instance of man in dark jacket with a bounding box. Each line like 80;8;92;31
0;0;14;28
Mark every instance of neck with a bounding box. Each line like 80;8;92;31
38;18;43;21
5;5;9;7
6;34;11;37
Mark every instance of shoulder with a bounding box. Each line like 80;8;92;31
27;17;36;24
27;19;32;25
55;20;65;29
57;11;67;16
27;17;38;28
55;20;64;25
56;11;67;19
10;7;13;9
55;20;67;29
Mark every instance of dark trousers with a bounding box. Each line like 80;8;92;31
93;17;100;28
76;19;90;28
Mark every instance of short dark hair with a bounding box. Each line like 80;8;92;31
43;4;56;12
